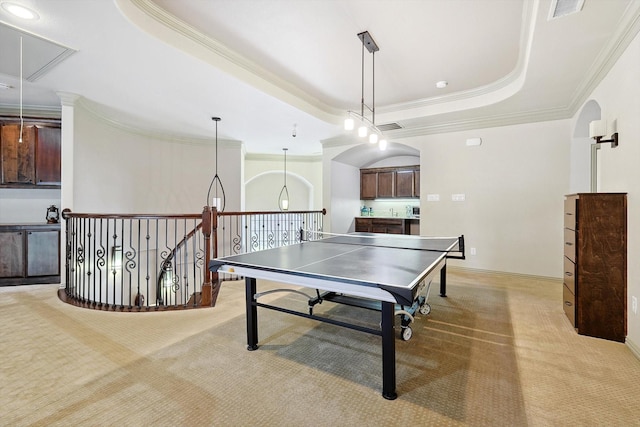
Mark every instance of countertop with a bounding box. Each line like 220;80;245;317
0;222;61;228
356;216;419;220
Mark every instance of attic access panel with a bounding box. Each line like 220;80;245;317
0;22;76;82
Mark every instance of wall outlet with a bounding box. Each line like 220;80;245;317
470;247;476;255
632;296;638;315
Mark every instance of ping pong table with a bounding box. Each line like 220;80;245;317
209;232;464;400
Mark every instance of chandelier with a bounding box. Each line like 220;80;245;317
344;31;387;151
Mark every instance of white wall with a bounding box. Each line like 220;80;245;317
324;120;570;278
414;121;570;277
72;104;243;214
578;29;640;353
330;160;361;233
244;155;322;211
0;188;61;223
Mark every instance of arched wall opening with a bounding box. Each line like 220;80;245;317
245;171;313;211
329;142;420;234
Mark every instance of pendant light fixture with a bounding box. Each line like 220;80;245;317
278;148;289;211
18;36;24;143
206;117;226;212
344;31;388;151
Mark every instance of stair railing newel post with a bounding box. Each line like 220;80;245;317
201;205;213;306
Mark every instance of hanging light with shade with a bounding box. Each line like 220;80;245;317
205;117;226;211
343;31;389;151
278;148;290;211
18;36;24;143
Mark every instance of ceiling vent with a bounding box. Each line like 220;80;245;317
548;0;585;20
376;122;403;132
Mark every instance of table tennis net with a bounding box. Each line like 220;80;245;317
302;231;465;259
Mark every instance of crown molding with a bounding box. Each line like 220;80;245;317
245;152;322;162
0;104;61;118
118;0;342;124
565;1;640;116
75;95;243;148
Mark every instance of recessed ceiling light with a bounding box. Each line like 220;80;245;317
436;80;448;89
1;2;40;20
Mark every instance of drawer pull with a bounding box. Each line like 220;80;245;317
565;272;573;277
565;242;573;246
566;213;573;216
564;301;573;307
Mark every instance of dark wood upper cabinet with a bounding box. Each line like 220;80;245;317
360;171;377;199
360;165;419;199
395;170;414;198
35;126;61;185
377;171;395;198
0;119;61;188
1;124;36;184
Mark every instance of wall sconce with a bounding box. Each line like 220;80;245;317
589;120;619;147
163;262;174;288
111;246;122;270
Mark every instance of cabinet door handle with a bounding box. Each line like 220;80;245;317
565;272;573;277
564;301;573;307
565;242;573;246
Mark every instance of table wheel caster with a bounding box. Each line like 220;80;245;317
419;303;431;315
401;326;413;341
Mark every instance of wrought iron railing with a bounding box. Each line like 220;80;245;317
60;208;325;311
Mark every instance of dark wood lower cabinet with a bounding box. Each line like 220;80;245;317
0;224;60;286
355;217;415;235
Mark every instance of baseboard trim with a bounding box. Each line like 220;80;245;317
626;337;640;361
448;265;562;283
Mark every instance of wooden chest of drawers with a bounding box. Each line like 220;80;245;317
563;193;627;342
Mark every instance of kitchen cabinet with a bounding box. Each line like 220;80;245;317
1;124;36;184
360;170;377;199
360;165;419;199
35;126;62;185
563;193;626;342
395;169;414;197
0;224;60;285
0;231;24;277
355;217;412;235
0;120;61;188
377;171;395;198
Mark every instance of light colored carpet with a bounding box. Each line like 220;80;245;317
1;269;639;426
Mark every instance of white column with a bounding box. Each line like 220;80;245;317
56;92;80;285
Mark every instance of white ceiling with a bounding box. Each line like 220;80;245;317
0;0;638;156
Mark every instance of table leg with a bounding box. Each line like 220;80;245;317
381;301;397;400
246;277;259;351
439;263;447;297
